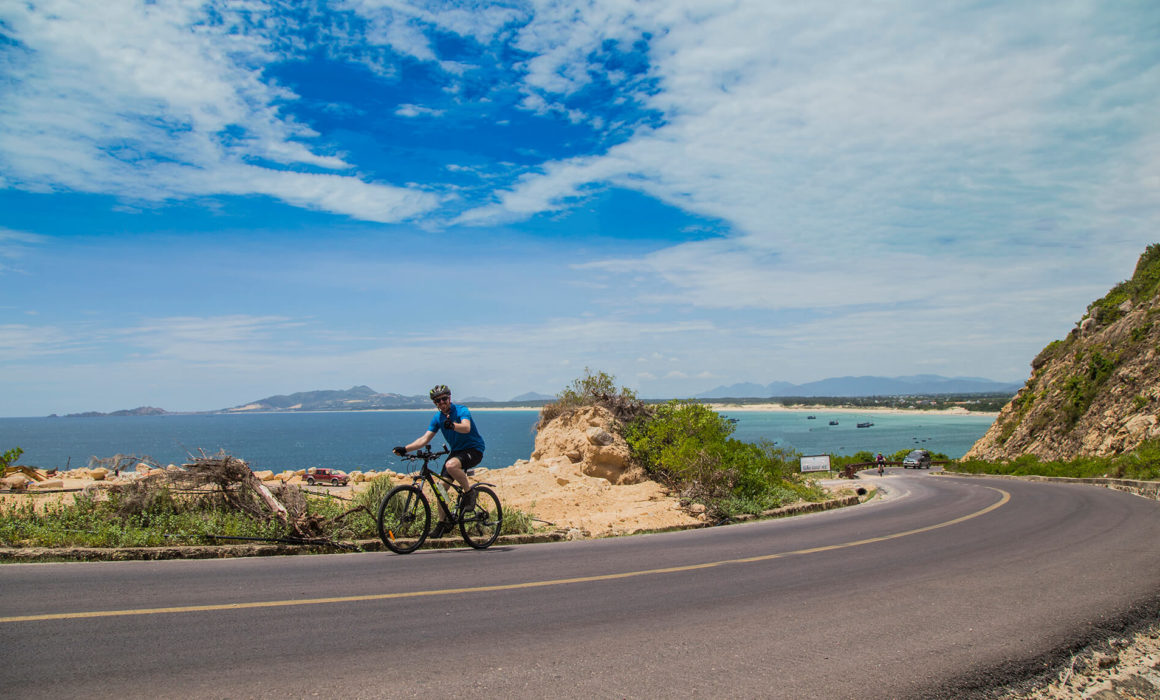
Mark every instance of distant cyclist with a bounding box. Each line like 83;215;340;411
876;452;886;475
394;384;486;533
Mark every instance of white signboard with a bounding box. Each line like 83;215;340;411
800;454;831;473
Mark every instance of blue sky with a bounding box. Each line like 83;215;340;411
2;1;1158;416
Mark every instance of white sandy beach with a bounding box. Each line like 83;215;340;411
704;402;998;417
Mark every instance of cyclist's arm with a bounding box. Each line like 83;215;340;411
402;430;437;452
446;417;470;433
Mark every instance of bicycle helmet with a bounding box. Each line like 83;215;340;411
429;384;451;400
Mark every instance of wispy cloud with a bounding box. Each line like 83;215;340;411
0;228;47;274
0;323;85;360
0;0;438;221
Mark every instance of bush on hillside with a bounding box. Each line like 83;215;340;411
622;399;824;519
536;367;648;429
948;438;1160;480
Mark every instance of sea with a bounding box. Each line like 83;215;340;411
0;409;995;472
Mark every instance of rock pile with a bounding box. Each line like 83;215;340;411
530;405;645;485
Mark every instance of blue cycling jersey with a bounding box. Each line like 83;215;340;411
428;403;485;453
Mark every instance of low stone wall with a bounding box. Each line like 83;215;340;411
938;471;1160;501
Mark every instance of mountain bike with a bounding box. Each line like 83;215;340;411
376;445;503;554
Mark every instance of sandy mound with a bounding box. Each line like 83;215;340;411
482;459;702;537
478;405;703;537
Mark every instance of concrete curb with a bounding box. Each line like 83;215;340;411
0;493;868;563
934;471;1160;501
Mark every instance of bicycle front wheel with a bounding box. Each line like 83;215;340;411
458;485;502;549
377;484;430;554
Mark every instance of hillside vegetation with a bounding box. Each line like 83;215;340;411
966;244;1160;462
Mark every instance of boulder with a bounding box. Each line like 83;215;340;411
89;468;109;481
2;474;31;490
532;405;642;484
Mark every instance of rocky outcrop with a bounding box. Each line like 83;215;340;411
531;405;645;484
967;245;1160;461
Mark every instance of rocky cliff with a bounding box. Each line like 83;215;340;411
966;245;1160;461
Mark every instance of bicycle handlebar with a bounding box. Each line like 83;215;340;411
398;445;449;462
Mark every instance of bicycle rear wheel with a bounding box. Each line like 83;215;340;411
458;485;502;549
377;484;430;554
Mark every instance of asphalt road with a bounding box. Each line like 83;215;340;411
4;472;1160;699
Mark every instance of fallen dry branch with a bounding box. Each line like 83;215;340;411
88;453;161;474
166;450;369;541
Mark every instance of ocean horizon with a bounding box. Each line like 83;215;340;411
0;408;996;473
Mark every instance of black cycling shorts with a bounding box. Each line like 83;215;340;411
445;448;483;472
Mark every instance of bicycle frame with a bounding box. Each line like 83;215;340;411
400;446;494;520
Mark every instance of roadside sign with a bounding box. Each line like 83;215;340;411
800;455;831;473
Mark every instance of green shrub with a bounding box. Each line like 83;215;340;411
537;367;646;428
1060;349;1118;425
623;399;824;519
1;447;22;469
947;438;1160;481
1085;244;1160;326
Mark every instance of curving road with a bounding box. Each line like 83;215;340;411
3;472;1160;699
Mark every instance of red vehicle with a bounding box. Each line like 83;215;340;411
305;467;349;486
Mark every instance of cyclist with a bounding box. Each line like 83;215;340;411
393;384;486;535
876;452;886;475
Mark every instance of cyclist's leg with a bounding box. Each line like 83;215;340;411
443;455;471;494
446;449;483;510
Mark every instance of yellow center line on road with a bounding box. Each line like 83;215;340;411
1;487;1010;625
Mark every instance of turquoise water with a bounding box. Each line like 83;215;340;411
0;409;994;472
722;410;995;459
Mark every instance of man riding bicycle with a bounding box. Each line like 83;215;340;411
394;384;485;536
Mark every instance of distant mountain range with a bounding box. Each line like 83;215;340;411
225;385;437;412
55;376;1020;417
695;375;1022;399
509;391;555;402
222;386;555;413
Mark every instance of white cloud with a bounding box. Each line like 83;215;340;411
457;0;1160;327
395;104;445;118
0;0;438;221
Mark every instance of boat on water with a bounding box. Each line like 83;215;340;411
807;415;816;419
829;420;839;425
857;421;874;428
